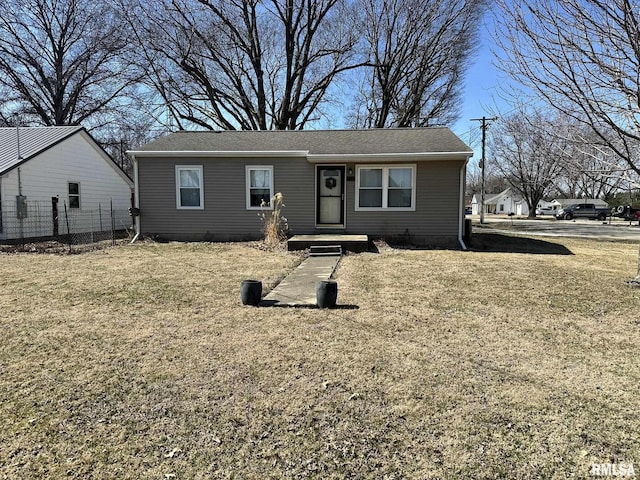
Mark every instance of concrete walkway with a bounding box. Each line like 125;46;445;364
262;255;340;307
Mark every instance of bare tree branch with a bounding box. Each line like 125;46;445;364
489;108;570;217
130;0;364;130
554;126;627;199
0;0;142;129
494;0;640;176
350;0;486;128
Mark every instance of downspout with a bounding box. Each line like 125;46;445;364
458;160;469;250
130;154;140;243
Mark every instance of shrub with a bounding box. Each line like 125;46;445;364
259;192;288;248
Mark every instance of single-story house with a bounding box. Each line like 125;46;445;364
536;200;559;215
128;128;473;248
0;126;133;240
471;188;529;216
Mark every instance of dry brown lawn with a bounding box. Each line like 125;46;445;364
1;235;639;479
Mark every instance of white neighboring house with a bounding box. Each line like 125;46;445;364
471;188;529;216
0;126;133;240
535;199;558;215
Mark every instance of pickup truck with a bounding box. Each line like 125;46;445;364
555;203;610;221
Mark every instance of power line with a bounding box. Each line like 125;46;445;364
471;116;498;224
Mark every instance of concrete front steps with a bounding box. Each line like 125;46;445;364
287;234;369;253
309;245;342;256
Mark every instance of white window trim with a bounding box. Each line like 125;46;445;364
246;165;274;210
175;165;204;210
68;181;81;209
355;164;416;211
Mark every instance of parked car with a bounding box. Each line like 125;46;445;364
555;203;609;221
612;205;640;221
536;206;555;216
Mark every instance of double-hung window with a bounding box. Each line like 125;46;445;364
68;182;80;209
246;166;274;209
356;165;415;210
176;165;204;209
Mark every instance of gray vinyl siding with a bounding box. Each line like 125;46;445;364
345;160;464;243
137;157;464;244
137;156;317;241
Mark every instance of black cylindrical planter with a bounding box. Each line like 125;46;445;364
316;280;338;309
240;280;262;306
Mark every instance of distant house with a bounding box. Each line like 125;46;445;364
0;126;133;240
128;128;474;248
471;188;529;216
535;199;559;215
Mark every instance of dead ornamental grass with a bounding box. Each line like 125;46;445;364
1;237;639;479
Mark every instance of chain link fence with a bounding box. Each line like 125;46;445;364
1;199;133;251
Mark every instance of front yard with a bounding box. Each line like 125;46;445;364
1;236;639;479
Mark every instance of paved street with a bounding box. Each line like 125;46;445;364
471;215;640;241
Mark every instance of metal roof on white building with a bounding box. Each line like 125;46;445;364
0;125;82;174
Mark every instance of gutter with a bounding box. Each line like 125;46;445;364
128;150;309;158
127;149;474;163
308;151;473;163
130;154;140;243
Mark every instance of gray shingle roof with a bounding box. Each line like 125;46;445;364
135;127;472;156
0;126;82;174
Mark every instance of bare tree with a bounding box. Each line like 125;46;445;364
555;127;626;201
494;0;640;176
350;0;486;128
489;110;569;217
129;0;362;130
100;119;169;177
0;86;14;126
0;0;142;129
466;165;510;197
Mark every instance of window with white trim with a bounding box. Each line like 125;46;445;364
175;165;204;209
355;165;415;210
68;182;80;209
246;166;274;209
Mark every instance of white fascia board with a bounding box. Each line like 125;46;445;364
127;150;473;162
127;150;309;158
307;151;473;163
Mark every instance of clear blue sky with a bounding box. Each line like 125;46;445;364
452;14;507;163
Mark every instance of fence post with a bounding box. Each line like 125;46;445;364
64;202;72;251
111;199;115;245
99;203;103;233
51;196;59;237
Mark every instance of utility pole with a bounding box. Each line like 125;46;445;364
471;116;498;224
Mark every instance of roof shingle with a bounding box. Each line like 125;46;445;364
136;127;472;156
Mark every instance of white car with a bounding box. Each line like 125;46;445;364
535;206;555;215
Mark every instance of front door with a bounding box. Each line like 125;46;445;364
317;166;345;226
